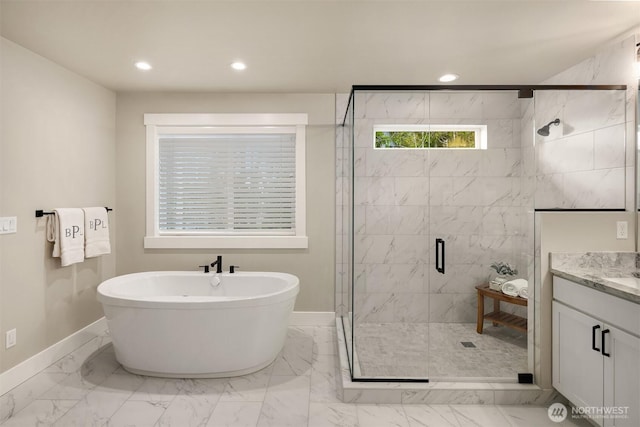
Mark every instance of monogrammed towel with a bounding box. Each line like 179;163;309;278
82;207;111;258
46;208;85;266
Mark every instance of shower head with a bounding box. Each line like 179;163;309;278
537;118;561;137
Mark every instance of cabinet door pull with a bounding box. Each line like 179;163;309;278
601;329;611;357
591;325;601;351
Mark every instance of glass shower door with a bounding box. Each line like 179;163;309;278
348;90;431;380
426;90;528;379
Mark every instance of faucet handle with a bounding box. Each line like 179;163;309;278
199;265;210;273
211;255;223;274
230;265;240;274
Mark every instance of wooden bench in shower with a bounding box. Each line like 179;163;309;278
475;284;527;334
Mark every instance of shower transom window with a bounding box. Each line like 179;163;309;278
374;124;487;149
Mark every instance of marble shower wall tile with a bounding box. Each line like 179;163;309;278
564;168;625;209
366;149;425;177
394;177;431;206
363;92;427;119
537;132;594;175
342;90;528;324
365;263;424;294
430;92;483;119
562;89;625;134
534;36;633;210
481;148;521;177
353;235;427;265
594;124;625;170
365;205;426;235
481;92;522;119
428;150;482;177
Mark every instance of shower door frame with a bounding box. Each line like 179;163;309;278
339;84;628;383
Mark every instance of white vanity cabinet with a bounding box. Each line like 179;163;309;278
552;276;640;427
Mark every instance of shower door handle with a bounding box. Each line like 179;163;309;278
435;238;445;274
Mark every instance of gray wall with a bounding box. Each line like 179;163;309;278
0;38;116;372
115;92;336;312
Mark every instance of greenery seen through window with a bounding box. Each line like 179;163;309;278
375;130;476;148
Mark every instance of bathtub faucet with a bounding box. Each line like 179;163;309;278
211;256;223;274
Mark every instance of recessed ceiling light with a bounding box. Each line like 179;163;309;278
438;73;459;83
135;61;152;71
231;61;247;71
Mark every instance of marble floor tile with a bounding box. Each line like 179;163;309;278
206;401;262;427
79;345;121;385
451;405;512;427
155;394;217;427
310;365;341;404
177;378;227;397
497;405;593;427
129;377;184;404
313;326;338;355
357;404;410;427
311;351;339;400
219;368;271;402
308;402;358;427
272;337;314;376
39;372;97;401
403;405;461;427
52;373;144;427
257;375;310;427
0;371;68;422
106;400;166;426
0;399;77;427
44;335;112;375
1;324;586;427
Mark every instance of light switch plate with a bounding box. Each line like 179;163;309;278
0;217;17;234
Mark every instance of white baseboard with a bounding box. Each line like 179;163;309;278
1;311;336;396
0;317;107;396
289;311;335;326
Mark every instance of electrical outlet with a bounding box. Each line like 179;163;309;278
5;329;16;349
616;221;628;239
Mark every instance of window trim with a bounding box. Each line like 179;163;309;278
373;124;488;149
144;113;308;249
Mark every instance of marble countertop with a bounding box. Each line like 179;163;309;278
550;252;640;305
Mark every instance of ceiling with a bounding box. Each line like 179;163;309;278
1;1;639;93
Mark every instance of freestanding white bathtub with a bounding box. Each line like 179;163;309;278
97;271;299;378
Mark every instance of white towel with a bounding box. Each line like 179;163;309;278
502;278;528;297
83;207;111;258
46;208;85;266
518;287;529;299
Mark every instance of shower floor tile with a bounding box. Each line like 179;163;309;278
353;322;527;379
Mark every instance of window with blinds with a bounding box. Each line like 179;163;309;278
158;133;296;234
144;113;308;249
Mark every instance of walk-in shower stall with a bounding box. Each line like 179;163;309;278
337;85;627;383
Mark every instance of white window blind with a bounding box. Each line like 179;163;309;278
159;133;297;234
144;113;308;249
